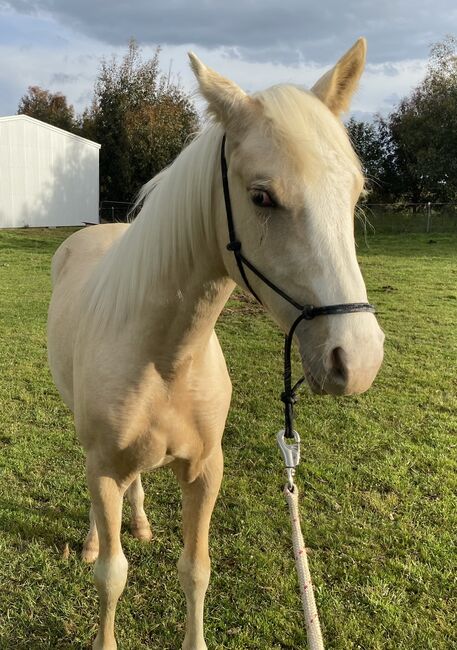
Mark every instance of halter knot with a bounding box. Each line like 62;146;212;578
226;241;241;252
301;306;316;320
281;391;298;406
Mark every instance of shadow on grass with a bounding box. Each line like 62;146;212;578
0;236;59;253
0;498;89;549
0;633;83;650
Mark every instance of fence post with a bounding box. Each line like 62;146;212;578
426;202;431;233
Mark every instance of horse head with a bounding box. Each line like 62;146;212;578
190;39;384;396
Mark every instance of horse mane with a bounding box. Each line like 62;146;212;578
85;123;223;331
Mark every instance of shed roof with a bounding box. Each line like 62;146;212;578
0;114;101;149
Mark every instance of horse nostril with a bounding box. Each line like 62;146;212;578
330;346;347;382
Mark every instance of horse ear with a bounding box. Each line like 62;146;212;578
311;38;367;115
188;52;255;129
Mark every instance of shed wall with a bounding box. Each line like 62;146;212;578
0;117;100;228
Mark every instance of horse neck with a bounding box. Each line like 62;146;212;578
143;270;235;368
102;126;235;363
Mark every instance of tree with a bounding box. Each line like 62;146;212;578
346;117;386;201
82;40;199;203
18;86;76;132
380;36;457;203
346;36;457;205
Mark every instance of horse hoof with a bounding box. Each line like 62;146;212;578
131;523;153;542
82;545;99;563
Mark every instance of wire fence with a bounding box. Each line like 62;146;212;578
356;202;457;234
99;200;457;234
99;200;134;223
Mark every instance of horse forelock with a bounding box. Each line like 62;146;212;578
253;84;363;184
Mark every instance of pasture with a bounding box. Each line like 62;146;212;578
0;227;455;649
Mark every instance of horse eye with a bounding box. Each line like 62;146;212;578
250;189;276;208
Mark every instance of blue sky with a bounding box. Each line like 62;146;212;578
1;1;456;120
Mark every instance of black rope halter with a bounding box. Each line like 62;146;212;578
221;135;376;437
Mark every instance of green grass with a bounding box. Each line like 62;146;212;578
0;227;456;649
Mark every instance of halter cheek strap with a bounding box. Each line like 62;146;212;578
221;134;376;437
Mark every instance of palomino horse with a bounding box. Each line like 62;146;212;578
48;38;384;650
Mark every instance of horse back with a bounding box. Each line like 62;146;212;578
51;223;129;286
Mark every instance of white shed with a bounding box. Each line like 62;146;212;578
0;115;101;228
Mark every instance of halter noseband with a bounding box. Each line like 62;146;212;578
221;134;375;437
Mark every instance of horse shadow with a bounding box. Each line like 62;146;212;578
0;496;89;549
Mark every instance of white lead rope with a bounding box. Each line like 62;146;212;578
283;484;325;650
277;430;325;650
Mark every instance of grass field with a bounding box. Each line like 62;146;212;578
0;227;456;650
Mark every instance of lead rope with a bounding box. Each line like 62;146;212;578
284;484;325;650
277;315;325;650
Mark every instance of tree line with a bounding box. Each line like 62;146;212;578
18;40;198;204
17;37;457;207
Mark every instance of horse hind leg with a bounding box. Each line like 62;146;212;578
82;473;151;563
87;457;128;650
82;505;99;563
127;474;153;541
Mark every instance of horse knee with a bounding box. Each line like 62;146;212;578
94;553;128;600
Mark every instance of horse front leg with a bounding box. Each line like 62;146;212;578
174;446;224;650
87;455;128;650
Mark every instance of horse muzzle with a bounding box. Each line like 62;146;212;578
303;326;385;396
